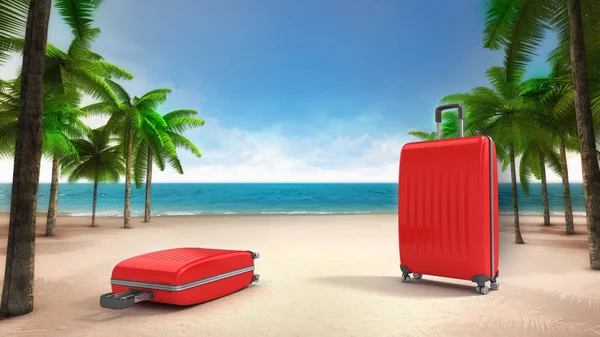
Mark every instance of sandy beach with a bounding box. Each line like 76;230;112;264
1;213;599;337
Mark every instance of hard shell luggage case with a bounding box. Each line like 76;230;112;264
100;247;260;309
398;104;499;295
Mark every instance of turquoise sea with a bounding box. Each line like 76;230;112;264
0;183;587;216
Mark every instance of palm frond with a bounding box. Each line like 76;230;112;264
95;61;133;80
140;88;172;99
519;147;532;195
167;132;202;158
408;130;435;141
132;143;148;188
81;101;113;115
162;109;199;121
545;147;563;177
483;0;518;49
66;27;101;57
105;79;131;104
65;67;119;104
53;0;103;40
134;93;169;112
165;116;205;134
166;153;184;174
501;0;552;82
0;0;28;64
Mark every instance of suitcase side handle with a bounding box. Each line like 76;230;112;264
435;103;464;139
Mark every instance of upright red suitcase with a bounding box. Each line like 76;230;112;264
99;247;260;309
398;104;499;295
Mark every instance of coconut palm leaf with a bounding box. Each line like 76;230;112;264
484;0;554;82
53;0;103;40
0;0;28;64
408;130;436;141
519;147;534;195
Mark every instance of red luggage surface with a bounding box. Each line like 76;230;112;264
398;104;499;295
100;247;260;309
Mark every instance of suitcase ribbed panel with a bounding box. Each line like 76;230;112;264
136;248;232;263
399;136;494;281
138;249;201;263
406;161;470;267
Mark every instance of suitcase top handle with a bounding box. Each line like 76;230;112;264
435;103;464;139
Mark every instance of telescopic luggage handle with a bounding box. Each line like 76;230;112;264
435;104;464;139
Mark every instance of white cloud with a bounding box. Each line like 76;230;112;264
158;120;411;183
0;115;586;184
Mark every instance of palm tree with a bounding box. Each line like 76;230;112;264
517;125;563;226
61;126;125;226
134;109;204;222
131;108;175;222
0;0;52;319
40;33;131;233
6;0;132;234
441;66;539;244
483;0;600;268
42;101;87;236
566;0;600;270
0;80;89;236
83;81;172;228
520;64;583;233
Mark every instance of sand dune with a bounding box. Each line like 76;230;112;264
1;213;599;337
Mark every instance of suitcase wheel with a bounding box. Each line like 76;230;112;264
401;274;411;283
490;281;499;291
476;286;490;295
252;274;260;283
412;273;423;280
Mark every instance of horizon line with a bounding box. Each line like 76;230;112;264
0;181;584;184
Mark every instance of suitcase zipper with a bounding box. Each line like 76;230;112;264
110;266;255;292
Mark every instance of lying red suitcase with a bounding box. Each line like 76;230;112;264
99;247;260;309
398;104;499;295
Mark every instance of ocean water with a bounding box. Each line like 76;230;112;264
0;182;587;216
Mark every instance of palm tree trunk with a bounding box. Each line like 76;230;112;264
0;0;52;319
45;156;60;236
539;153;550;226
567;0;600;270
123;125;134;228
91;175;99;227
510;144;524;244
560;136;575;234
144;146;152;223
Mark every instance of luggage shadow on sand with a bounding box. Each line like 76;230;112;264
80;284;259;322
313;275;480;298
80;301;189;322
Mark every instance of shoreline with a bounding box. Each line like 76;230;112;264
0;211;588;217
0;211;400;218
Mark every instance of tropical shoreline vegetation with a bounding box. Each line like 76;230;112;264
408;0;600;270
0;0;203;317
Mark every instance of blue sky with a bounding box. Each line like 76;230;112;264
0;0;583;183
